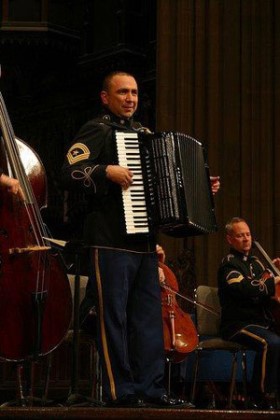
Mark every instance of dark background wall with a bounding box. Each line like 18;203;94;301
1;0;279;287
156;0;280;287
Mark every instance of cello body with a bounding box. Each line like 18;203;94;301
159;261;198;363
0;135;73;362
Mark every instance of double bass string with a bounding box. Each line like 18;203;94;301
0;91;72;361
0;92;49;294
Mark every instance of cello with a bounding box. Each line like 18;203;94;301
0;92;73;362
159;261;198;363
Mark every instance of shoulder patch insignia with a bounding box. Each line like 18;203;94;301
223;253;234;263
67;143;90;165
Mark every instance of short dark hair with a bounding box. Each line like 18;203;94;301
225;217;247;234
102;71;135;91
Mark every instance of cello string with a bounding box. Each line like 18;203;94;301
160;261;199;360
161;283;220;316
158;262;220;316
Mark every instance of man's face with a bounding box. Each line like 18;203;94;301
100;75;138;119
226;221;252;255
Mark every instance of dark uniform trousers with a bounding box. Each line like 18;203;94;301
87;247;166;401
232;325;280;396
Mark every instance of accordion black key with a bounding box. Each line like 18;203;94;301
115;131;217;237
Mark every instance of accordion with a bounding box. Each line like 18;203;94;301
115;131;217;237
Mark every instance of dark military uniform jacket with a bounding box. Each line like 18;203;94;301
61;111;156;252
218;248;276;339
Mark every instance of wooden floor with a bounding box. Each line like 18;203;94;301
0;406;278;420
0;371;278;420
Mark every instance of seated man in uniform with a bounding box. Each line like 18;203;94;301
218;217;280;410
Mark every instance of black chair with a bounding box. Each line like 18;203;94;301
190;285;248;409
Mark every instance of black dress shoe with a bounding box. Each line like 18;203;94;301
247;400;260;410
260;398;276;411
145;394;195;408
105;394;146;408
251;390;279;411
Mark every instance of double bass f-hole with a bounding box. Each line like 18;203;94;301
0;92;72;362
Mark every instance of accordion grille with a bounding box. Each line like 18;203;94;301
141;132;217;237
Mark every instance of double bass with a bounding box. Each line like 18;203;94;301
0;92;72;362
159;261;198;363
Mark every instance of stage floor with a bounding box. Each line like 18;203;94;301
0;407;278;420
